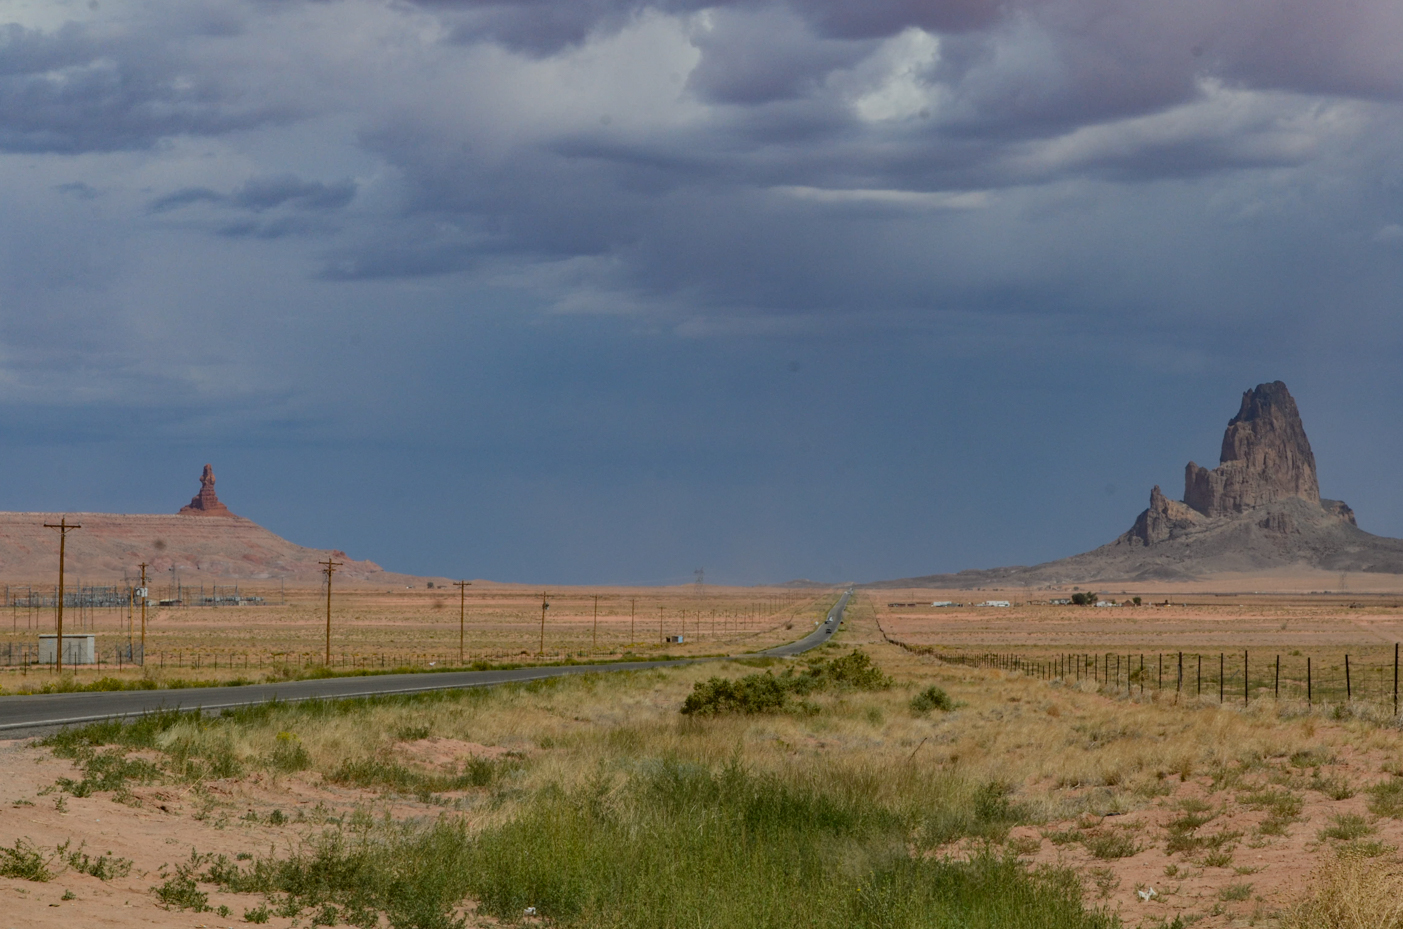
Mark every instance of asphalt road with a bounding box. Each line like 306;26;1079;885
0;588;853;733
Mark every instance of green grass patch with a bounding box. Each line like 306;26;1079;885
1367;778;1403;818
1082;830;1140;860
199;761;1109;929
1318;813;1376;841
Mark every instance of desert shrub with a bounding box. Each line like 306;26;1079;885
268;732;311;773
0;839;54;881
811;650;892;691
682;651;891;717
910;686;954;714
61;841;133;881
153;853;212;912
681;673;790;716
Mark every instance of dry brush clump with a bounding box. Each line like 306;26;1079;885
1282;852;1403;929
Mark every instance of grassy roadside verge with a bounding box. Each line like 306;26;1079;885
33;648;1116;929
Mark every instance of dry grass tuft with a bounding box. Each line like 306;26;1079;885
1282;852;1403;929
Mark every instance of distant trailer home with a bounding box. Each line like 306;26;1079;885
977;600;1011;608
1095;600;1117;607
886;602;925;608
931;601;959;607
1048;598;1072;605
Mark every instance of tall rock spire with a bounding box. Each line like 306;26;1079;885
1183;381;1320;517
178;464;237;517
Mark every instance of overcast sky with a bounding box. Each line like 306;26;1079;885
1;0;1401;584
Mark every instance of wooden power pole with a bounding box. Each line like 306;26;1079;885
454;580;472;664
43;518;81;674
538;592;549;657
138;562;149;665
320;557;343;665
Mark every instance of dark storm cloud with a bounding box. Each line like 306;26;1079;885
0;18;294;153
152;176;356;214
5;0;1403;584
419;0;1000;54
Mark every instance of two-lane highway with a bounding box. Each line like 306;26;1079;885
0;588;853;733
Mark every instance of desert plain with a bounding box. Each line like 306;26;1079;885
0;581;1401;927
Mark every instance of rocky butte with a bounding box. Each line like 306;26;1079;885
178;463;237;517
869;381;1403;587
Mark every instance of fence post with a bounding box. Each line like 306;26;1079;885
1395;643;1398;716
1244;651;1248;706
1307;656;1312;707
1346;654;1352;702
1197;654;1202;697
1275;655;1280;701
1175;652;1182;704
1219;653;1224;703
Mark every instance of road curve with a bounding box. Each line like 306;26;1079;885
0;588;854;733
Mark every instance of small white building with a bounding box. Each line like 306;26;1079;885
931;601;958;607
978;600;1011;608
38;634;96;665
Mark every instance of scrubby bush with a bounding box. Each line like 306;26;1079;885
681;673;790;716
682;651;891;717
910;686;954;714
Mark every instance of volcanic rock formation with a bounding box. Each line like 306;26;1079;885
867;380;1403;587
179;464;236;517
1184;381;1320;518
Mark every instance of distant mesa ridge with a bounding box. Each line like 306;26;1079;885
867;380;1403;588
0;464;401;584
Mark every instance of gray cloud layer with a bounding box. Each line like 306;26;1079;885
2;0;1402;580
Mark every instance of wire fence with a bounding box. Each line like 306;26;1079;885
872;614;1403;715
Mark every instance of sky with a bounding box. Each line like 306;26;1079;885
1;0;1402;585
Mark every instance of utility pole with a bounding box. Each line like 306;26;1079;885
538;592;549;657
43;518;81;674
319;557;342;665
138;562;149;665
454;581;472;664
592;595;599;652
